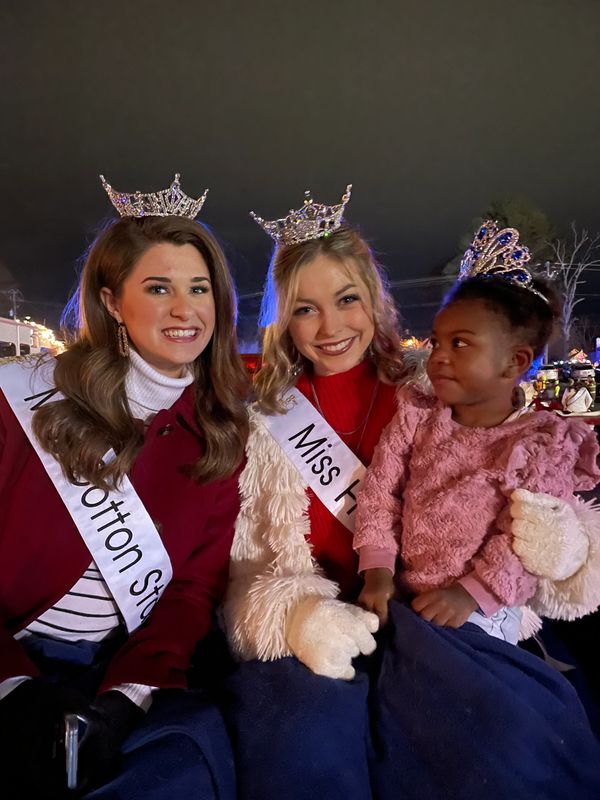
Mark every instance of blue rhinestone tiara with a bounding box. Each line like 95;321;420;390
250;185;352;246
459;219;549;303
100;174;208;219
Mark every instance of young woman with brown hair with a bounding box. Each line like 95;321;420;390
0;175;248;799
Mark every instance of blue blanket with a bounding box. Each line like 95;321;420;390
88;690;236;800
222;656;372;800
369;600;600;800
21;633;236;800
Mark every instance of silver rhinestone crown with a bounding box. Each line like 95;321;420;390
250;184;352;246
100;174;208;219
459;219;548;303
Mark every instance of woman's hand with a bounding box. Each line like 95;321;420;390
411;583;478;627
287;596;379;680
358;568;396;624
510;489;589;581
0;681;144;796
76;691;144;794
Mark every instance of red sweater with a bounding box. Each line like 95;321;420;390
0;386;241;690
295;360;398;599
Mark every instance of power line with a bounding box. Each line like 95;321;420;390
19;297;66;310
389;276;455;288
238;291;263;300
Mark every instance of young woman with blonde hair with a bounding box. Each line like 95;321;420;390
223;187;600;800
254;223;406;413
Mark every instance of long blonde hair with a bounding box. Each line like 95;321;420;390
255;226;406;412
33;216;249;488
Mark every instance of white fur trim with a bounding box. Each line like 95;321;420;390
400;346;433;394
518;606;543;640
223;406;340;661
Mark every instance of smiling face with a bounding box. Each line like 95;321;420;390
100;241;216;377
287;253;375;376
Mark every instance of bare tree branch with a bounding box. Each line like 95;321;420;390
547;222;600;348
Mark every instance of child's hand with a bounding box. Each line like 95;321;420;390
411;583;478;628
359;568;395;624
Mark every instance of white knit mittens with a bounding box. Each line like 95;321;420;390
286;596;379;680
511;489;589;581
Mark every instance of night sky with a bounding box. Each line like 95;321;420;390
1;1;599;340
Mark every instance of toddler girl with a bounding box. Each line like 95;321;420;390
355;221;600;643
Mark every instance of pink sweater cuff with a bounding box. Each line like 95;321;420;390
358;546;396;575
458;572;503;616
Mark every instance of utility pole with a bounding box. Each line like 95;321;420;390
1;288;24;319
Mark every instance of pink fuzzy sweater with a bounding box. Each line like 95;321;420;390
354;386;600;613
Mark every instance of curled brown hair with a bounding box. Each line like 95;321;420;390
33;216;249;488
254;226;407;412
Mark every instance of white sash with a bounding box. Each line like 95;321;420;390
0;358;173;632
261;388;366;533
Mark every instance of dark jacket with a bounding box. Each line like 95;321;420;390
0;385;241;690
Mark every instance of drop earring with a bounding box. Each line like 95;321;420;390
117;323;129;358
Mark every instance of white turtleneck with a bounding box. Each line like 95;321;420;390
4;353;196;708
125;348;194;423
